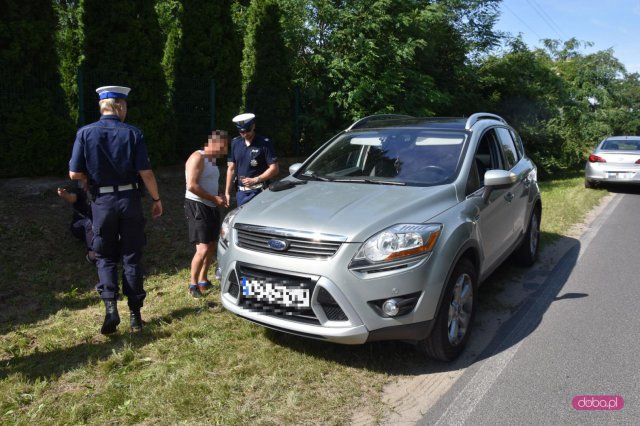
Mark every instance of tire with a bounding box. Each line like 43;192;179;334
514;207;541;267
584;179;595;189
418;258;477;362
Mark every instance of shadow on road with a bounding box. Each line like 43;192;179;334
261;233;583;376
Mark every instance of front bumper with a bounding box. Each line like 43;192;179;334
217;240;448;344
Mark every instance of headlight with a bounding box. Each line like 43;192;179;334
220;207;241;246
351;224;442;265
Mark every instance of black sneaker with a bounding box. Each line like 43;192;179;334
189;286;203;299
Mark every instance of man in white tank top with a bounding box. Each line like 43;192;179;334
185;130;229;298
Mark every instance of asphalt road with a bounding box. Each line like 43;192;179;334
420;190;640;426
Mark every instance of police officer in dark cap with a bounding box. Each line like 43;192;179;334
225;113;279;206
68;85;163;335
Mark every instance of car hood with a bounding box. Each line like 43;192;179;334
233;181;458;242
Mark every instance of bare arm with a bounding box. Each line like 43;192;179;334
69;171;87;181
262;162;280;182
186;152;225;207
139;169;162;218
245;162;279;187
225;161;236;201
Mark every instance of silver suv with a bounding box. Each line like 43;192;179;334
217;113;541;361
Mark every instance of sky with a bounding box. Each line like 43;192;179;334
493;0;640;73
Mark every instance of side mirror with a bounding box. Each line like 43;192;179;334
484;169;517;187
482;170;517;203
289;163;303;175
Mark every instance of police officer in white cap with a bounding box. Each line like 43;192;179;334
69;85;162;335
225;113;279;206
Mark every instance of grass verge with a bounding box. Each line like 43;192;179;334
538;174;609;244
0;168;609;424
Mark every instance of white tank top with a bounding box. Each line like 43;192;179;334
185;150;220;208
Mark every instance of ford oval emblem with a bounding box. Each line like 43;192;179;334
267;239;290;251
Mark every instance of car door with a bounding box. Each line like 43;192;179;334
495;127;531;242
468;127;525;270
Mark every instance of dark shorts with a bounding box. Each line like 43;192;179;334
185;199;221;244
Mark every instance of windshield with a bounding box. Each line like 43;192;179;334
297;129;467;186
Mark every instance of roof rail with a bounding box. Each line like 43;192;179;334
465;113;507;130
347;114;414;130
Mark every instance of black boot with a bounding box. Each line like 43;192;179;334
100;299;120;335
129;307;143;332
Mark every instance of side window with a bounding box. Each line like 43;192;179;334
509;129;525;157
478;129;505;170
467;129;503;193
496;127;520;170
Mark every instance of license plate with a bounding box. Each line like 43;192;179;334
608;172;634;179
241;277;310;308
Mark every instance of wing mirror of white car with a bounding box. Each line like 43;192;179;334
482;169;518;203
289;163;303;175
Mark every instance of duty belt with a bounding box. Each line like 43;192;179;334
98;183;139;194
237;183;264;191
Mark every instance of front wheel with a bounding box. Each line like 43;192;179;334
417;258;477;361
514;208;541;267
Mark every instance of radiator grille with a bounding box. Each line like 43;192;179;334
235;225;344;259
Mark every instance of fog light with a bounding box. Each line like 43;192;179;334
382;298;401;317
215;267;222;280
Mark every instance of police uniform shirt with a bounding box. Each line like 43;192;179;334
69;114;151;188
228;134;277;183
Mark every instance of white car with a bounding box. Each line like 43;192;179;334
585;136;640;188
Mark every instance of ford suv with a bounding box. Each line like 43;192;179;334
216;113;541;361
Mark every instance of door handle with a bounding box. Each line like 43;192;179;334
504;192;514;202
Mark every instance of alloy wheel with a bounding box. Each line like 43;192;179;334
447;273;473;346
529;212;540;257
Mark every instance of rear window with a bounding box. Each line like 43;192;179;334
602;140;640;151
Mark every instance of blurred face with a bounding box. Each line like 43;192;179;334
204;130;228;162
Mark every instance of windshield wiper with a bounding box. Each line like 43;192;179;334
332;178;406;186
301;173;332;182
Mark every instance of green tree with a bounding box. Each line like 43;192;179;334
272;0;500;151
155;0;183;97
53;0;84;125
172;0;242;157
241;0;293;154
475;37;569;174
611;72;640;135
81;0;174;165
0;0;75;177
475;36;640;175
545;39;630;168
